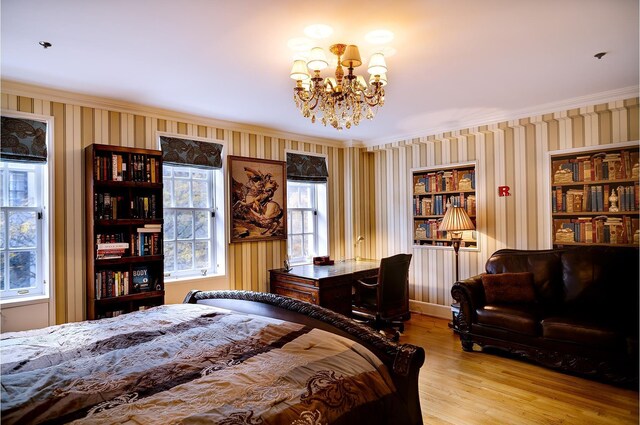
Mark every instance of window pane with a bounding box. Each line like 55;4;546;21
299;186;312;208
289;235;303;259
164;241;176;272
192;180;209;208
9;211;37;248
0;254;4;290
303;210;314;233
164;210;175;240
9;251;36;289
0;213;5;249
173;180;190;207
194;211;209;239
9;171;35;207
163;166;172;177
163;176;173;206
176;241;194;271
291;210;302;234
303;235;315;258
0;170;4;206
192;169;207;180
176;211;193;239
288;185;300;208
174;170;189;178
195;241;209;269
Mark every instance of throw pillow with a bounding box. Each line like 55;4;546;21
481;272;536;304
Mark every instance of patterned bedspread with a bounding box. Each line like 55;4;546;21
1;303;408;424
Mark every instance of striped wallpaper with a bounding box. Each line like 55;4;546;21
1;80;638;326
367;98;639;317
1;82;351;325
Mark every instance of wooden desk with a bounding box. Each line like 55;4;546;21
269;260;379;316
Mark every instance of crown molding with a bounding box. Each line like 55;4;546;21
4;80;637;151
0;80;345;149
363;86;640;147
343;139;367;148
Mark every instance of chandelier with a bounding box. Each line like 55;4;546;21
289;44;387;130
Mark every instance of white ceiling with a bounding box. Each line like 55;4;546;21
2;0;638;146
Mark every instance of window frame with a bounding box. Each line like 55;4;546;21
162;163;221;280
158;132;227;283
286;180;328;265
0;111;54;313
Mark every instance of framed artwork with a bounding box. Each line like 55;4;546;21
229;155;287;242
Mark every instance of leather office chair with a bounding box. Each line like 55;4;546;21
352;253;412;341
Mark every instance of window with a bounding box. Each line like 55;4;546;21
287;181;328;264
0;161;47;300
163;164;223;279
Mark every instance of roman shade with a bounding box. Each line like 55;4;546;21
286;152;328;182
160;136;223;169
0;116;48;163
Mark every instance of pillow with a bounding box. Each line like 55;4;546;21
481;272;536;304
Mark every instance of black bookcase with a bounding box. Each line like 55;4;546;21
85;143;164;319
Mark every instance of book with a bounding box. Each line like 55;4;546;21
132;266;151;292
137;226;162;233
97;242;129;250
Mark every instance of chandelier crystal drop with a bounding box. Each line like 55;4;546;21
289;43;387;131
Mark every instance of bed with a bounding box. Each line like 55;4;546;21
1;290;425;424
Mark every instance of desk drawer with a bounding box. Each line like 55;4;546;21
271;281;319;305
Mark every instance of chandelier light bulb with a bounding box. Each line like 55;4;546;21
369;72;387;86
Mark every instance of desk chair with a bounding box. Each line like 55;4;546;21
352;253;412;341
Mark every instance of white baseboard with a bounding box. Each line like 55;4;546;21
409;300;452;320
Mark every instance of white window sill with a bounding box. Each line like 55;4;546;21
1;294;50;308
164;273;226;284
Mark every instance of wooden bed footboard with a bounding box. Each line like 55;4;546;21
184;289;425;425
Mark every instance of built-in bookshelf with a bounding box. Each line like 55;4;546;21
550;142;639;248
412;162;477;247
85;143;164;319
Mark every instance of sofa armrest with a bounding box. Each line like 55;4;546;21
451;274;486;332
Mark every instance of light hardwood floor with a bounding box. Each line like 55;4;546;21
401;313;639;425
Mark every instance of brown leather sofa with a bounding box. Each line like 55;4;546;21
451;246;639;386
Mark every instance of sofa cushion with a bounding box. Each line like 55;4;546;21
481;272;536;304
476;304;540;336
485;249;564;307
542;315;625;348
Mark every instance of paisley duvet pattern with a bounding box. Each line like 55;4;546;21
1;304;405;424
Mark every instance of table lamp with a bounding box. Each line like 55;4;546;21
438;203;475;282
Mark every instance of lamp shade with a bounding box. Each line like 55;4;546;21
355;75;367;89
307;47;329;71
341;45;362;67
290;60;310;81
367;52;387;75
438;205;475;232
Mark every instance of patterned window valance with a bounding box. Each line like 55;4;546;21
160;136;223;169
286;152;329;182
1;116;48;163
